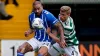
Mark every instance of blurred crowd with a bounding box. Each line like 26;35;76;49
0;0;19;20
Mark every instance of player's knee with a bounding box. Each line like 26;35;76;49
17;47;21;52
38;46;48;56
38;51;44;55
17;42;28;54
17;46;25;54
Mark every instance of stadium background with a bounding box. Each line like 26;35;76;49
0;0;100;56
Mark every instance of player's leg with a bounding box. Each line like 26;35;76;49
17;38;38;56
44;52;51;56
38;42;51;56
64;45;81;56
38;46;48;56
17;42;33;56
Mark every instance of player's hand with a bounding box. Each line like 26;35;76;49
25;31;30;37
59;39;66;48
46;27;51;34
61;53;67;56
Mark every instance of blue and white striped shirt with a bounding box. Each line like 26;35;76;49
29;10;59;42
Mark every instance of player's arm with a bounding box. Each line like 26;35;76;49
46;27;60;43
46;11;66;48
25;14;34;37
54;22;66;48
25;28;34;37
45;11;65;42
54;22;65;42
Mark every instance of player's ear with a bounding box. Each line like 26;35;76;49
67;12;70;16
41;4;43;8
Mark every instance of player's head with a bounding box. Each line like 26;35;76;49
33;1;43;15
59;6;71;22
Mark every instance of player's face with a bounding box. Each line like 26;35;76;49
34;4;43;15
59;11;68;22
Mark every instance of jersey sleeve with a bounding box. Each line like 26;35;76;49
28;15;33;29
28;13;35;29
45;11;59;26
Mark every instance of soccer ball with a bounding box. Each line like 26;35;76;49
32;18;44;29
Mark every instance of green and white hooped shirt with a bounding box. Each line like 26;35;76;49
59;16;79;46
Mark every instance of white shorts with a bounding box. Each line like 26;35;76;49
27;38;51;50
48;43;81;56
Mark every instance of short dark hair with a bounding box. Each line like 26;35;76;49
33;1;42;6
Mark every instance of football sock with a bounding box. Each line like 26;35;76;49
17;52;24;56
38;54;43;56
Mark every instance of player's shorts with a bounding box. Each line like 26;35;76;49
27;38;51;50
48;43;81;56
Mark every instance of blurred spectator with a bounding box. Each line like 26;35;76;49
0;1;13;20
5;0;19;6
